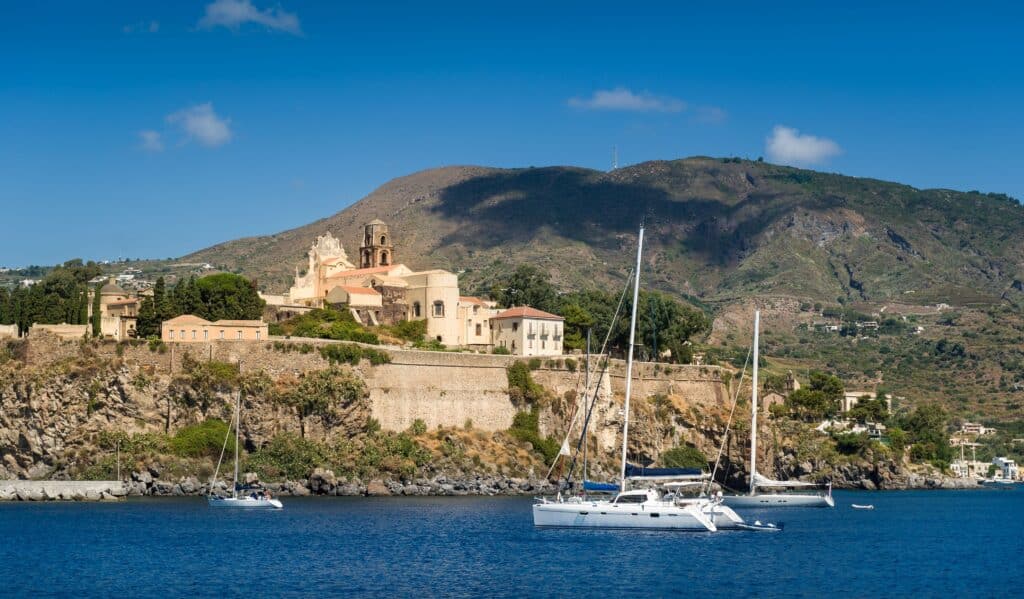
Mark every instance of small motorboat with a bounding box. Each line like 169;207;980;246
736;520;784;532
851;504;874;510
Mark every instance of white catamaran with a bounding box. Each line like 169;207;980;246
207;389;283;509
722;311;834;509
532;226;758;531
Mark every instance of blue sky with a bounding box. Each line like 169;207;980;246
2;1;1022;265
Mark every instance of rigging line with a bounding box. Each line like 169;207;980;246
545;266;634;482
706;344;752;497
210;404;233;494
555;266;636;485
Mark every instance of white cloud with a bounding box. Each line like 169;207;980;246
138;130;164;152
765;125;841;166
166;103;233;147
568;87;686;113
197;0;301;35
123;20;160;34
694;105;727;124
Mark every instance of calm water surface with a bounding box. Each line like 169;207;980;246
1;490;1021;597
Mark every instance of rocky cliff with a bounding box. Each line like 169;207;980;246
0;334;963;496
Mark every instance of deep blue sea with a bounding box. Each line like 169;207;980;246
1;489;1021;597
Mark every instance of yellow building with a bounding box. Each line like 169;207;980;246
89;279;139;340
490;306;565;356
161;315;268;343
276;221;465;345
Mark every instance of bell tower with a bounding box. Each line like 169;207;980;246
359;219;395;268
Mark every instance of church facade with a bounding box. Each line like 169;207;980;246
266;219;566;354
276;221;475;346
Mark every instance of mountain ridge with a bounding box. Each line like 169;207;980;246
185;157;1024;306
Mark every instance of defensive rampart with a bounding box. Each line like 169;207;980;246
21;334;730;432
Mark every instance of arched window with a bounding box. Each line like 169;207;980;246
380;251;389;265
412;302;421;318
432;301;445;317
380;235;387;245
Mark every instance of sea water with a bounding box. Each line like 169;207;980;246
0;489;1021;597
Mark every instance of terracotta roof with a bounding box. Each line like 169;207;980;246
213;319;267;327
163;315;211;326
492;306;564;321
337;286;379;296
459;296;486;305
325;265;401;278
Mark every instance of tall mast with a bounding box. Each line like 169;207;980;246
583;328;591;486
619;226;644;492
233;389;241;499
749;310;760;496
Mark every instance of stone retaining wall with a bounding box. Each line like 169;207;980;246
0;480;127;501
22;333;730;433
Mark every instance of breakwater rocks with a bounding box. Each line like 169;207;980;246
0;467;557;500
0;480;127;501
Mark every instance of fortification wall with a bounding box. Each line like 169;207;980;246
608;360;730;404
21;335;728;433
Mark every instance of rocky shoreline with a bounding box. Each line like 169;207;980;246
2;466;991;501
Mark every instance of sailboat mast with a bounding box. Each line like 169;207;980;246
749;310;760;496
233;389;240;499
619;226;644;492
583;328;591;487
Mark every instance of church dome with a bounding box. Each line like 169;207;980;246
100;279;126;296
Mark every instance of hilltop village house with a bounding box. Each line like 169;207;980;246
161;315;268;343
261;220;564;355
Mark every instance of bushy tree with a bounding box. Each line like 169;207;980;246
274;368;366;438
491;265;558;313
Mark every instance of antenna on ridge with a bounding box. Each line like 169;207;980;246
611;145;618;171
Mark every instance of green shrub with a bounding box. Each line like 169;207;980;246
170;419;234;459
390;319;427;342
527;357;542;370
410;419;427;435
661;445;707;469
564;358;577;372
509;408;560;464
245;432;325;480
507;361;546;406
491;346;511;355
319;343;391;366
835;432;870;456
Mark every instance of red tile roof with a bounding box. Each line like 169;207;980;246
492;306;563;321
459;296;486;305
340;286;380;295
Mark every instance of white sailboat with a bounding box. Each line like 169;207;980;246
722;311;834;509
533;225;752;531
207;390;283;509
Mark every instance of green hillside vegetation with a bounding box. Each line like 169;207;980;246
0;260;101;335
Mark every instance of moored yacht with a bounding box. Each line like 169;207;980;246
721;311;834;509
532;225;770;532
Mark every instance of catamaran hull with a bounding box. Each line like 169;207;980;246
722;493;834;508
207;496;283;509
532;502;742;531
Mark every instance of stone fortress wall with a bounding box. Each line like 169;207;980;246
20;334;731;434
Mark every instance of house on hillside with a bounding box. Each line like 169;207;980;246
161;315;268;343
490;306;565;356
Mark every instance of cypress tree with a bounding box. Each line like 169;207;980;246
91;285;102;337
